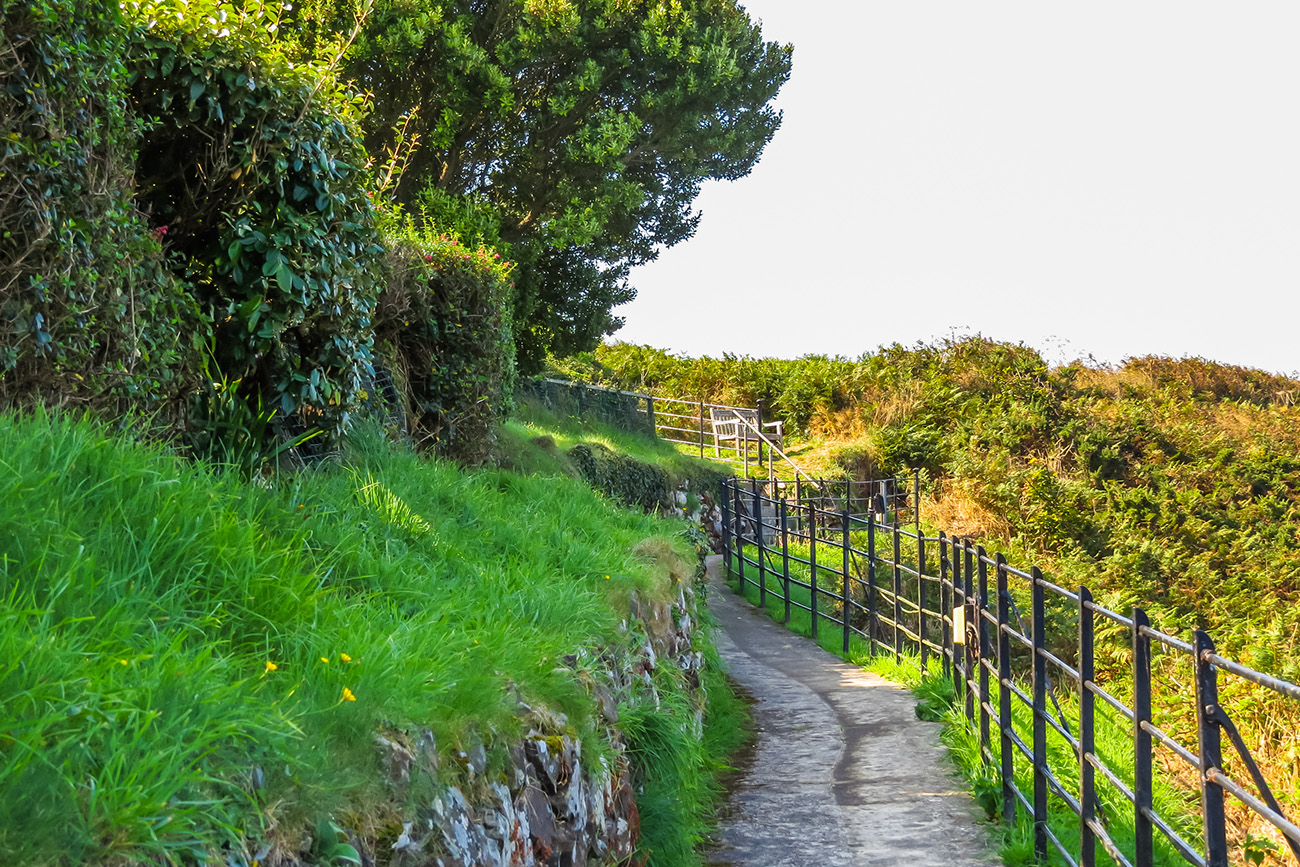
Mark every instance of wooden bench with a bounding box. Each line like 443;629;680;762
708;407;783;457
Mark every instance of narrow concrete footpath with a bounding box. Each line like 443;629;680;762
704;556;994;867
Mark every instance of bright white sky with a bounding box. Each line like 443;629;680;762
616;2;1300;375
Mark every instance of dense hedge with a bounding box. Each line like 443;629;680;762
375;216;516;462
130;0;382;434
1;0;520;461
0;0;204;414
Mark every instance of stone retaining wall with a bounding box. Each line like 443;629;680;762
256;560;708;867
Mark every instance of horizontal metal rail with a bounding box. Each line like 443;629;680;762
720;478;1300;867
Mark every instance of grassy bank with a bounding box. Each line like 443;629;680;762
0;409;739;866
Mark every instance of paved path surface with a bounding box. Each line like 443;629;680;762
704;555;994;867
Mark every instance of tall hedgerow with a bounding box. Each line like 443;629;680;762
374;207;516;463
128;0;383;435
0;0;204;414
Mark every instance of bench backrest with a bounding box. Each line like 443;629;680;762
708;407;758;433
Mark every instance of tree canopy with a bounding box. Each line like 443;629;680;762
294;0;792;369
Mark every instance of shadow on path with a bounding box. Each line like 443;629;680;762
704;555;995;867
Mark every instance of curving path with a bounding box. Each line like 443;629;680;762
704;555;994;867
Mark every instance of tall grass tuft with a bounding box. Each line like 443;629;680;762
0;409;719;866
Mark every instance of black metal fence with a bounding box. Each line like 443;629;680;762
720;478;1300;867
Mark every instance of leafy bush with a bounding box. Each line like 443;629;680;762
575;339;1300;665
374;212;516;463
128;0;383;434
0;0;204;413
569;442;672;513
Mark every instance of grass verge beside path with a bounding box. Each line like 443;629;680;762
0;409;741;866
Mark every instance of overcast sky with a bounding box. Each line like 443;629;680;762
614;2;1300;374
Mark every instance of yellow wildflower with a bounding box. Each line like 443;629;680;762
119;659;129;666
340;653;352;663
320;656;330;664
342;686;356;702
265;660;278;672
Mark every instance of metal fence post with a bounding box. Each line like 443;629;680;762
977;546;990;760
1079;587;1096;867
1134;608;1154;867
914;468;921;536
918;532;928;672
867;515;879;654
755;399;766;470
964;543;976;723
1195;630;1229;867
734;482;746;594
794;477;803;535
997;554;1014;827
781;502;791;624
647;395;656;436
1031;566;1049;863
842;509;852;654
807;503;818;639
892;523;903;659
939;531;950;680
698;401;705;458
754;482;766;609
951;538;964;709
721;483;732;579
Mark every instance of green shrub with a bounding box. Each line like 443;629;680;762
128;0;382;435
0;0;204;414
374;211;516;463
569;442;672;512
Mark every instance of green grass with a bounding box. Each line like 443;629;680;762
0;409;731;866
500;397;732;496
622;631;752;866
